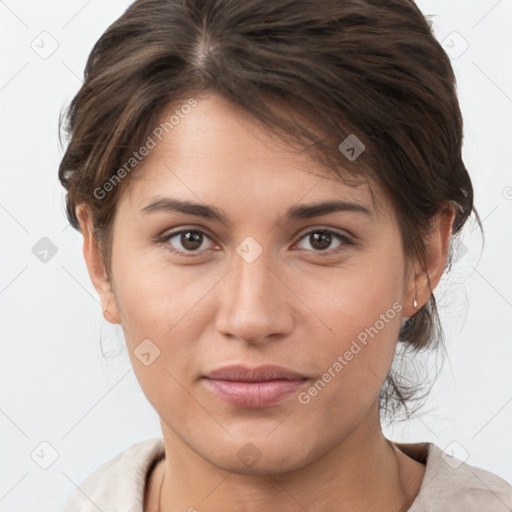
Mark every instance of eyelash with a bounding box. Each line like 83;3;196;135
157;228;353;258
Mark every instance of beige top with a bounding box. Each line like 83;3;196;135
63;437;512;511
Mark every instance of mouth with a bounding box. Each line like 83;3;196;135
202;364;310;408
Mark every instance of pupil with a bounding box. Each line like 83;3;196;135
311;232;331;250
182;231;202;250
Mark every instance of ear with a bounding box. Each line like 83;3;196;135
76;204;121;325
402;204;456;317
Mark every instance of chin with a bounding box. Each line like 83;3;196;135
197;435;315;476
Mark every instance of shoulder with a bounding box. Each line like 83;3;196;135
407;443;512;512
63;437;165;512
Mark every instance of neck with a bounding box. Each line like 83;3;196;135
153;403;425;512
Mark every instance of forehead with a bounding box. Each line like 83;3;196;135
120;92;389;217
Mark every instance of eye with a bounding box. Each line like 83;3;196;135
158;227;353;258
295;229;352;255
159;229;217;257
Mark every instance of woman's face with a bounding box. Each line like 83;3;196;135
97;92;419;473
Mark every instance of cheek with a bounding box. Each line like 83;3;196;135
112;261;210;413
297;245;405;343
110;239;211;339
297;300;403;431
292;246;405;407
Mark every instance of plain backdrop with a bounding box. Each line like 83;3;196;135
1;0;511;510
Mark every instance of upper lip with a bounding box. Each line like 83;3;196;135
203;364;308;382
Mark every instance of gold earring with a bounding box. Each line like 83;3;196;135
102;296;111;314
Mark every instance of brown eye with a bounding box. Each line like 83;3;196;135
160;229;214;256
296;229;352;254
179;231;204;251
309;232;333;251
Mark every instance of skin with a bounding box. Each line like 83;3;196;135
78;92;455;511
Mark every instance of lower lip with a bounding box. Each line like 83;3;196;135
202;378;309;408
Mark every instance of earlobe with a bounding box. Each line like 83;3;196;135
403;271;426;318
76;204;121;325
403;205;456;317
102;294;121;325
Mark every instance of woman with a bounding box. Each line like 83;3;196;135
59;0;512;510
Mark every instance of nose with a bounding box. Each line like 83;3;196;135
215;246;295;345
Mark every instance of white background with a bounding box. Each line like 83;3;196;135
0;1;511;510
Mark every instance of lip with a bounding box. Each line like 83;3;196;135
202;364;310;408
204;364;308;382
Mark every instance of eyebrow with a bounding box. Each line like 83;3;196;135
140;197;372;224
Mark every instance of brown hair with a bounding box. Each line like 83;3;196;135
58;0;480;419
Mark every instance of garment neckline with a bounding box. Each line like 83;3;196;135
394;441;430;465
